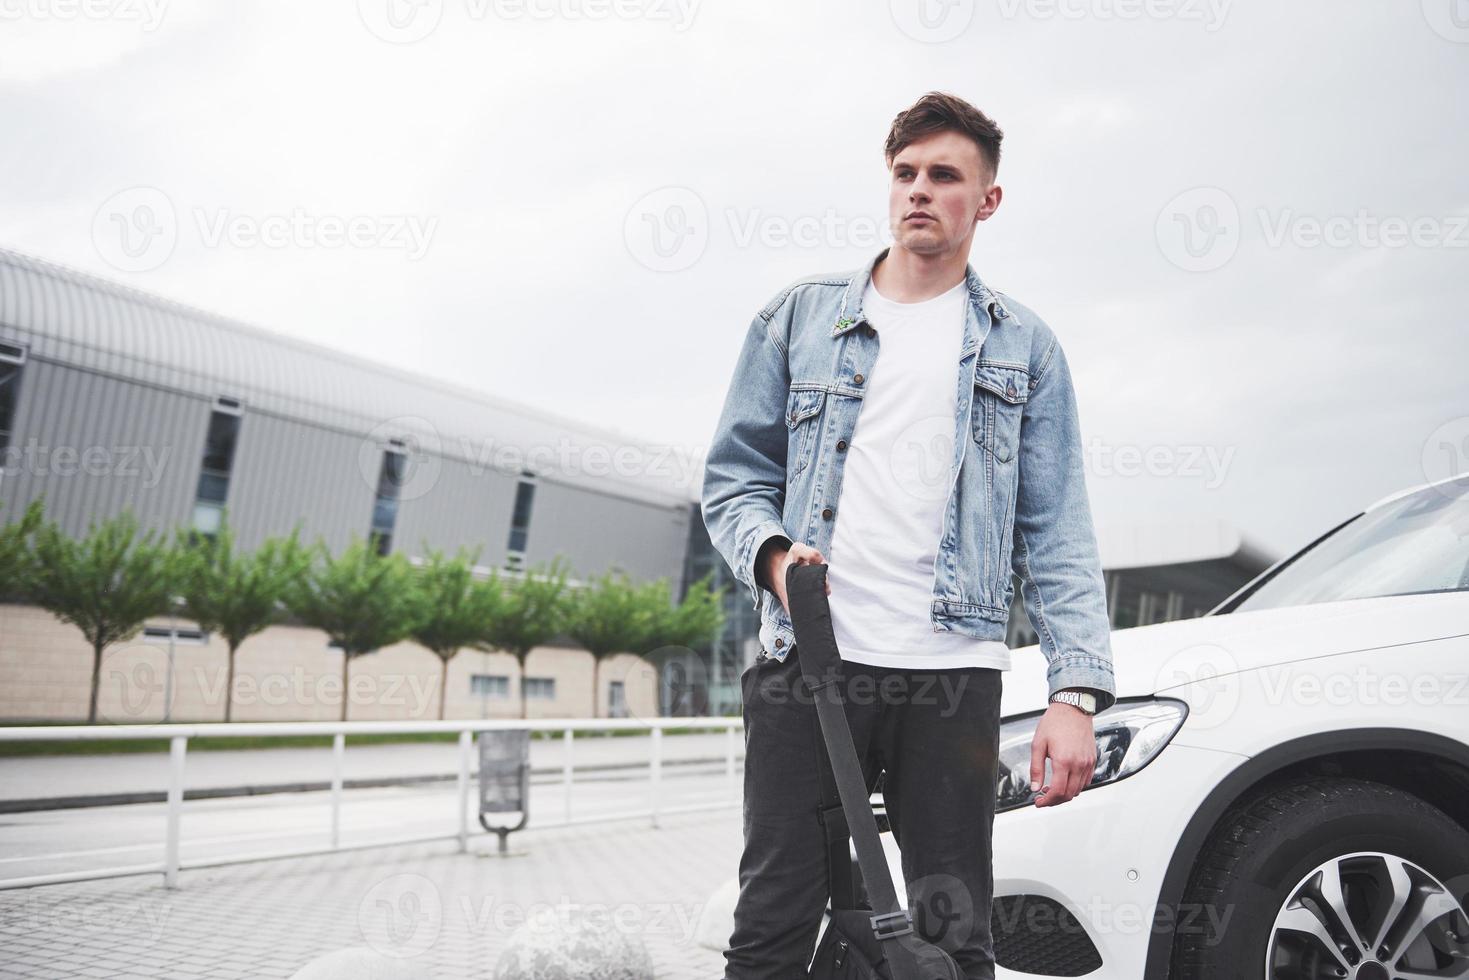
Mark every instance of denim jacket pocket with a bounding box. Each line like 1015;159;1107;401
786;385;825;477
972;363;1031;463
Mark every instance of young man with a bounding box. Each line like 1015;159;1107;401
701;92;1117;980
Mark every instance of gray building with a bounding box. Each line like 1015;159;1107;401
0;248;710;721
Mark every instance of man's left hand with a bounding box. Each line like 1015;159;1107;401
1029;700;1098;807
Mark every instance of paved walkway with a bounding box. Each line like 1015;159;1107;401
0;806;741;979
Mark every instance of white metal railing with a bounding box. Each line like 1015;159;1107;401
0;716;745;891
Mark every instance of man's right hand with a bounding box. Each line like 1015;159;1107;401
759;540;830;616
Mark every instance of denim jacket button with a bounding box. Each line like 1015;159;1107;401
836;440;848;451
853;373;864;385
774;638;784;648
822;507;834;519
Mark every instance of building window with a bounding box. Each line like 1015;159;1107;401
608;680;627;718
0;342;27;460
143;626;209;644
470;674;510;698
524;676;555;700
191;398;243;543
370;440;408;556
506;472;536;563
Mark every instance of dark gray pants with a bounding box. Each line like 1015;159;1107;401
723;644;1003;980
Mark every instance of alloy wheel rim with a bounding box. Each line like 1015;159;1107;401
1265;851;1469;979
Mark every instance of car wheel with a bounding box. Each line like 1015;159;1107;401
1171;777;1469;980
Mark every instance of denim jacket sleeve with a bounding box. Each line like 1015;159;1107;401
1010;334;1118;713
700;311;795;613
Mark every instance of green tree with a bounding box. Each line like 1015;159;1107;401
405;546;505;721
566;568;659;718
647;571;726;651
176;519;312;722
0;497;45;600
28;510;182;724
288;537;421;722
481;556;572;720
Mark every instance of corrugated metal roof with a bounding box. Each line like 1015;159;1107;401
0;247;698;508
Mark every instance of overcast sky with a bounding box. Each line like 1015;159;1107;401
1;0;1465;561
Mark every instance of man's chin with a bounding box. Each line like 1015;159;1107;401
893;230;951;255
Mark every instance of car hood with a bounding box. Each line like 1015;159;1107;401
998;590;1469;717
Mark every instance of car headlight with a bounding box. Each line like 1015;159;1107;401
995;698;1188;812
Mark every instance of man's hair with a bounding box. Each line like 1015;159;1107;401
884;92;1004;183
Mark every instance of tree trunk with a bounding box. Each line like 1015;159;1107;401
340;651;350;722
88;640;103;724
519;654;528;721
438;652;450;722
224;644;237;723
590;654;599;720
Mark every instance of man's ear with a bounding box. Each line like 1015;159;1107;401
976;182;1003;222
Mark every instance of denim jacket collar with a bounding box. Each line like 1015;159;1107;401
830;246;1016;340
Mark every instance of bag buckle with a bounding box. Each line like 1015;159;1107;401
870;909;913;940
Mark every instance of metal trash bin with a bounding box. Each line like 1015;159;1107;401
477;729;529;854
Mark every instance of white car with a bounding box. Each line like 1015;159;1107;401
700;474;1469;979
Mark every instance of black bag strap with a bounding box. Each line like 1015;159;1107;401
786;562;925;980
814;710;857;910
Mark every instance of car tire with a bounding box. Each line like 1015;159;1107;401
1171;776;1469;980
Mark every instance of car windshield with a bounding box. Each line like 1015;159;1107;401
1232;476;1469;613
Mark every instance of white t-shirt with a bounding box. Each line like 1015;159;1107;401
825;277;1013;671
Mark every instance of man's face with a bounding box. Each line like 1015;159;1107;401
887;130;1001;257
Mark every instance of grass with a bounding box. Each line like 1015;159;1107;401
0;722;737;757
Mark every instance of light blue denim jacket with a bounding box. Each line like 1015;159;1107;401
701;246;1116;711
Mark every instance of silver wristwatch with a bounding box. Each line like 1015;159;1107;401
1049;689;1098;715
